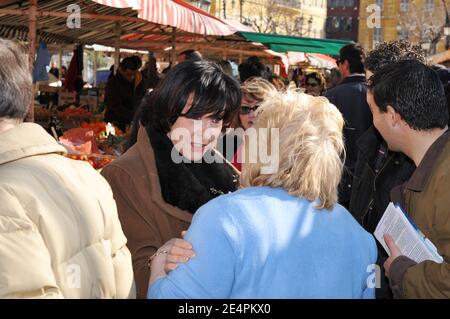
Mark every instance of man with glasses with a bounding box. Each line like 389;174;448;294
325;43;373;209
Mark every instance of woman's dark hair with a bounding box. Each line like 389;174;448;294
368;60;449;130
126;60;241;148
339;43;365;74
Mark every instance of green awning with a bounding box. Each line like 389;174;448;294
237;32;352;56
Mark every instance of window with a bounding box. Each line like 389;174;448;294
343;17;354;32
373;27;383;48
296;15;305;33
332;16;341;32
326;17;333;33
400;0;409;12
346;0;355;7
424;0;434;12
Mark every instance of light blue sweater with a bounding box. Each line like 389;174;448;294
148;186;377;299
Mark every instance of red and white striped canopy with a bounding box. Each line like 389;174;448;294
92;0;141;10
91;0;235;36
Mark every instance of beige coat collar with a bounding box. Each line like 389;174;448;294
0;123;66;165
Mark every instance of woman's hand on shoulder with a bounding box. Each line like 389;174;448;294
159;231;196;273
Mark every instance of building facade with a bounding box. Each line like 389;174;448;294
200;0;327;38
326;0;360;41
358;0;449;55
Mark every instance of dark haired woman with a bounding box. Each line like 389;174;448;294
101;60;241;298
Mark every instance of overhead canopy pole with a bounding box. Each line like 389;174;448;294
27;0;37;70
25;0;38;123
58;47;63;80
93;49;98;87
171;27;176;65
114;22;121;74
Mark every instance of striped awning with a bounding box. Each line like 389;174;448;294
91;0;235;36
92;0;141;10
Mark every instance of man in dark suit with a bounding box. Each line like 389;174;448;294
349;41;423;299
325;43;373;209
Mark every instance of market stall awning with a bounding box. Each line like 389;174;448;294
0;1;252;59
91;0;236;36
224;19;256;32
237;32;351;56
92;0;141;10
286;52;337;69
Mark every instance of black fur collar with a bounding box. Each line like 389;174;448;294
147;126;239;214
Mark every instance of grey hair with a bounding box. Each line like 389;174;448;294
0;39;32;119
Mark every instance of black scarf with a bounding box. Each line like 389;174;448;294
147;126;239;214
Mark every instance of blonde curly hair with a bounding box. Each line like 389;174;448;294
240;90;345;210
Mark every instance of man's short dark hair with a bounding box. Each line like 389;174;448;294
368;60;449;130
179;50;203;61
431;64;447;71
0;39;32;120
130;55;143;69
339;43;365;74
137;60;241;135
238;56;271;82
365;40;426;73
120;56;139;71
436;68;450;84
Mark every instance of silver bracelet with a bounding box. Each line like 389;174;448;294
147;250;168;269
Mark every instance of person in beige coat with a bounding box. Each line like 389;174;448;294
0;39;135;299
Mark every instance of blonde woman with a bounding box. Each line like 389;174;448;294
218;77;276;171
147;91;377;299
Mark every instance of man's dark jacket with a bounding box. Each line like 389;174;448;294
325;75;373;207
349;126;416;298
104;73;144;130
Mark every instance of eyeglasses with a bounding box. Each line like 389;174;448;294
240;104;260;115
